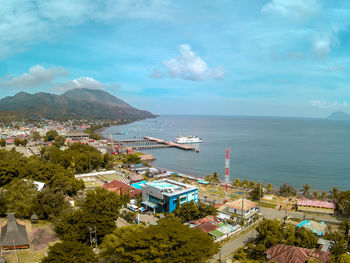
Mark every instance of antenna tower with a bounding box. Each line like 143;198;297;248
225;148;230;199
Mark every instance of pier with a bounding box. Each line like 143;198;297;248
114;136;197;151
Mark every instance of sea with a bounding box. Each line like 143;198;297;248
103;115;350;191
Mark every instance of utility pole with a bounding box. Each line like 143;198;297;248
259;181;262;213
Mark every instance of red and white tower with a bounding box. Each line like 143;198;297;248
225;148;230;198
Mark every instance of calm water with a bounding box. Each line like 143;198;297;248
103;116;350;191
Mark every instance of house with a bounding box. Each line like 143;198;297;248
217;198;259;223
265;244;330;263
296;198;335;215
102;180;141;198
296;220;327;236
141;179;198;213
0;213;29;250
65;129;90;142
128;174;145;184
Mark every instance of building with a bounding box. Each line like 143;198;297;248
296;198;335;215
265;244;330;263
65;129;89;142
102;180;141;198
217;198;258;223
296;220;327;236
0;213;29;250
141;179;198;213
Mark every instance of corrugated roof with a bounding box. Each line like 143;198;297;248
225;199;258;211
297;198;335;209
102;180;141;198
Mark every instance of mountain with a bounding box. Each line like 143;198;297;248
0;88;156;121
327;111;350;121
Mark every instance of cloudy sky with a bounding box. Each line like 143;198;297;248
1;0;350;117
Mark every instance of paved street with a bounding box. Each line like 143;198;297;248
212;228;257;262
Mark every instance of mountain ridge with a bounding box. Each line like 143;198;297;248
327;111;350;121
0;88;156;121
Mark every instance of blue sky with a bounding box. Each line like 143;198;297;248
1;0;350;117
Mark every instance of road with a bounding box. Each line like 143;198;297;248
211;207;343;262
212;228;257;262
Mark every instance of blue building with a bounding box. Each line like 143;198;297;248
141;179;199;213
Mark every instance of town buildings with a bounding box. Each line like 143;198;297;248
0;213;29;250
141;179;198;213
296;198;335;215
217;198;259;223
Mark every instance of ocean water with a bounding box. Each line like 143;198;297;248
103;115;350;191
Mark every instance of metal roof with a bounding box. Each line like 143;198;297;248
0;213;29;248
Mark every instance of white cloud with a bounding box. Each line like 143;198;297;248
261;0;320;21
311;32;338;59
52;77;104;92
0;65;68;88
161;44;225;81
0;0;171;59
310;100;348;110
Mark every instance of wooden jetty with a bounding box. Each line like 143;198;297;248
114;137;196;151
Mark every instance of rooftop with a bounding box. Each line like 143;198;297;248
297;198;335;209
142;179;197;196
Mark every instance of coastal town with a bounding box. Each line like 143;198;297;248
0;119;349;262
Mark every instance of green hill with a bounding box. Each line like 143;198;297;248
0;88;156;121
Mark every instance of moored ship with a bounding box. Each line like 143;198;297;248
174;135;202;144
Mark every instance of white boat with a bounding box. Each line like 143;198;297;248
174;135;202;144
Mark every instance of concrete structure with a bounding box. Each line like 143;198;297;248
65;129;89;142
296;198;335;215
141;179;198;213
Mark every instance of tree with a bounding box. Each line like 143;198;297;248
33;188;71;220
329;235;348;262
267;183;273;194
256;219;285;248
294;227;318;249
45;130;58;142
14;138;21;146
340;220;350;239
213;171;220;184
3;179;38;218
321;191;328;200
313;190;319;199
249;180;256;189
100;216;220;263
301;184;311;198
249;182;264;201
234;178;241;187
278;183;297;197
20;138;28;146
0;139;6;147
53;135;66;147
41;240;97;263
0;189;7;217
33;131;41;141
242;179;249;189
329;186;339;201
55;188;121;244
173;201;217;223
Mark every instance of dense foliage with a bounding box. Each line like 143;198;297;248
100;216;220;263
278;183;297;197
0;148;84;196
55;188;121;244
42;143;113;173
173;200;217;223
41;240;97;263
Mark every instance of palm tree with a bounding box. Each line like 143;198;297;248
213;172;220;184
234;178;241;187
249;180;256;189
205;174;212;184
329;186;339;201
313;190;319;199
242;179;249;187
301;184;311;198
267;183;273;194
340;220;350;239
321;191;327;200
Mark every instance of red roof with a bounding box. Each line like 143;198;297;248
102;180;141;198
190;215;221;225
128;174;144;182
266;244;330;263
297;198;335;209
194;222;219;233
